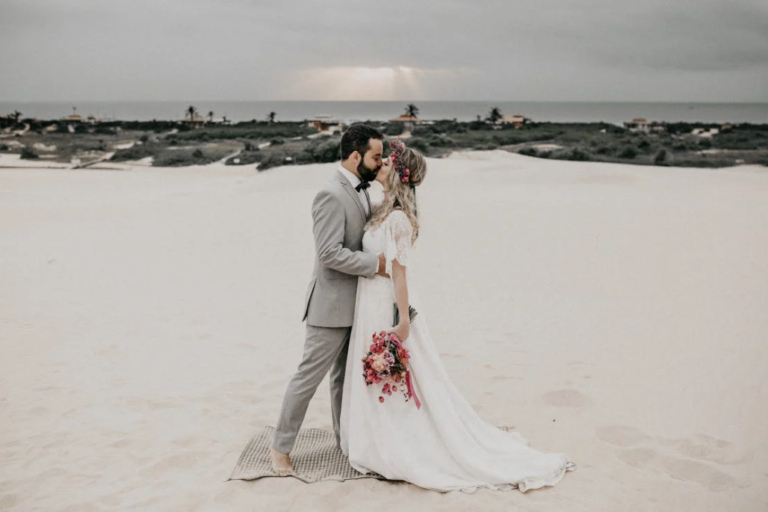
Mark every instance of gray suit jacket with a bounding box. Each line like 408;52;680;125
302;170;379;328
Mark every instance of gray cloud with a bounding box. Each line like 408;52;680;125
0;0;766;101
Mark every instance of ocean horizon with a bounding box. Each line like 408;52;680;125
2;101;767;125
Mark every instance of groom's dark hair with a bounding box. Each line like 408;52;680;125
341;124;383;161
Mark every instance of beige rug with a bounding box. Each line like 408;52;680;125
229;426;516;484
228;426;385;483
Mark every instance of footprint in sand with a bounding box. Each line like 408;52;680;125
660;435;749;466
110;437;133;449
28;406;50;417
541;389;592;407
0;494;18;509
124;397;176;411
596;425;749;491
595;425;650;447
491;374;522;383
144;450;209;474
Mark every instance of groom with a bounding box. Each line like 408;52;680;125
271;124;388;475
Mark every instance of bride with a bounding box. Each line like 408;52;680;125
340;139;575;492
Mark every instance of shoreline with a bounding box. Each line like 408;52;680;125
3;100;768;125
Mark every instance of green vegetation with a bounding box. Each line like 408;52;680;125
153;147;231;167
487;107;502;124
385;122;405;136
412;121;768;168
186;105;198;123
554;148;591;161
257;137;341;171
226;149;262;166
20;147;39;159
170;122;314;142
618;147;638;159
3;114;766;170
110;143;159;162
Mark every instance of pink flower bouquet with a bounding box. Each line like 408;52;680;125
362;331;421;408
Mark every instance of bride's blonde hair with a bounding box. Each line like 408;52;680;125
367;144;427;243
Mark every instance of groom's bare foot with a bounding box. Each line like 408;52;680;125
270;448;295;477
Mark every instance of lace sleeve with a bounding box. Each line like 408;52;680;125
384;210;414;276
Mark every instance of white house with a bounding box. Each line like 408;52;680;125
499;114;529;128
307;115;341;133
624;118;651;133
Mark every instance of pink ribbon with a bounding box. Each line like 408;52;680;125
389;334;421;410
405;370;421;410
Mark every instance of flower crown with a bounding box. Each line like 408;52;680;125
388;138;411;184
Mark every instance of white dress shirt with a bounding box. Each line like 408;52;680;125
338;165;371;216
338;164;380;273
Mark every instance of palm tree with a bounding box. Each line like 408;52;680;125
487;107;502;124
12;110;22;123
207;111;214;123
186;105;198;123
404;104;419;118
222;115;229;125
267;111;276;124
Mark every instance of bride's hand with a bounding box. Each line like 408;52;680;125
376;253;390;278
390;321;410;343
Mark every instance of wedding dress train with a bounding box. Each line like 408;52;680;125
340;210;574;492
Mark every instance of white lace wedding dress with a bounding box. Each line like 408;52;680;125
340;210;575;492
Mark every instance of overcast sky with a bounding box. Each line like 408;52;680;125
1;0;767;102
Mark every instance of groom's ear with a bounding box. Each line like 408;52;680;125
351;150;361;164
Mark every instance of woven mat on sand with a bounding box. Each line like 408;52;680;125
228;426;383;483
229;426;514;484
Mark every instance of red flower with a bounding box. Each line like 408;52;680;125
379;396;385;403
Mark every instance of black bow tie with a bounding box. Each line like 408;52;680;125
355;181;371;192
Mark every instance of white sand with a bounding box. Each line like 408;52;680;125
1;151;767;511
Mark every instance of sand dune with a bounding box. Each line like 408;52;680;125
1;151;766;511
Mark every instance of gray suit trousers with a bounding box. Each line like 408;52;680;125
273;325;351;454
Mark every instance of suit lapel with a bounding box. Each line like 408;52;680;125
336;171;367;222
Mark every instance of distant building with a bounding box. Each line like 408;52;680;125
692;127;719;138
307;115;341;133
389;114;421;132
183;114;207;128
390;114;421;123
624;118;651;133
62;114;85;123
499;114;529;128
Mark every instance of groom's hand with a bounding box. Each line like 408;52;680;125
376;253;390;278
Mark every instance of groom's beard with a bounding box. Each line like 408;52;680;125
357;160;380;183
